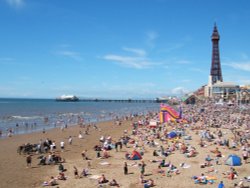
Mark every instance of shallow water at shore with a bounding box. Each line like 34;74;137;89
0;98;159;137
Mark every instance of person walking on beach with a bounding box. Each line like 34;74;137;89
140;161;146;175
68;136;72;145
124;162;128;175
60;141;65;152
26;154;32;168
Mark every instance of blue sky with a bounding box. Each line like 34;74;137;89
0;0;250;99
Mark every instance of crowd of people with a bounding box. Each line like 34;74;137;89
16;101;250;187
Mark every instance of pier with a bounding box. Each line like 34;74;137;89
77;98;167;103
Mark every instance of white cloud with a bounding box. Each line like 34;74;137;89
123;47;146;56
224;61;250;72
6;0;25;8
170;87;189;95
103;54;154;69
57;50;83;61
103;46;161;69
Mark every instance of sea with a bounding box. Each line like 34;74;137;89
0;98;159;137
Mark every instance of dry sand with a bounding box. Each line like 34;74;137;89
0;118;249;188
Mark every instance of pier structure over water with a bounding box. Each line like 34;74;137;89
77;98;167;103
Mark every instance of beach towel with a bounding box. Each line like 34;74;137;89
89;175;101;180
99;162;110;165
180;163;191;168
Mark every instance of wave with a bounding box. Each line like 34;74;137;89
11;115;43;120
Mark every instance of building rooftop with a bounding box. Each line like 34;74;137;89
213;81;238;88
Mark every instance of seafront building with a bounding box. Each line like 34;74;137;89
185;24;250;104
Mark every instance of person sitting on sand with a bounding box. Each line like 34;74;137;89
38;155;47;165
43;176;58;186
223;167;238;180
153;150;158;156
205;155;212;166
156;165;165;174
228;170;236;180
80;168;89;177
98;174;109;184
139;175;147;184
180;142;187;153
58;163;64;172
102;149;110;158
236;178;249;188
109;179;119;187
144;179;154;188
57;172;66;180
211;147;222;157
160;159;170;167
188;148;196;157
199;139;205;147
168;164;180;175
125;152;130;160
197;173;207;184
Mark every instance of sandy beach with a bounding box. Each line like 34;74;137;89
0;104;249;188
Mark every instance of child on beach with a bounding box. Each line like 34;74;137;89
26;154;32;168
73;166;79;178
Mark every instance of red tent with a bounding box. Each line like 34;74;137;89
130;150;142;160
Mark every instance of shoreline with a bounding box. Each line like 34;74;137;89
0;104;249;188
0;98;159;139
0;115;144;188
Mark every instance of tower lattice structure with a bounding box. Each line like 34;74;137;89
210;24;223;84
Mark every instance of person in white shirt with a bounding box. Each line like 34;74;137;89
60;141;65;152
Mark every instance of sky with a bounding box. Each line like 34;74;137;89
0;0;250;99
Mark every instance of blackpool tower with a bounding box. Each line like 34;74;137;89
210;24;223;84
